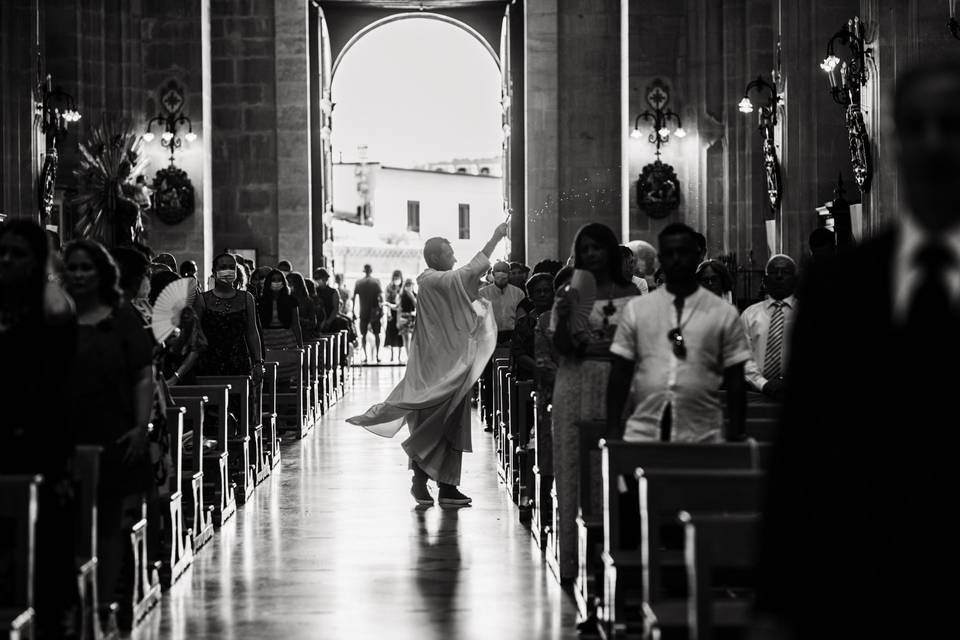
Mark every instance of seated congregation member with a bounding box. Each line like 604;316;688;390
149;272;206;387
0;220;79;639
532;258;564;278
383;270;405;362
627;239;656;293
63;240;154;629
479;260;525;344
313;268;341;332
510;272;554;381
754;62;960;640
179;259;198;279
606;223;751;443
112;246;152;325
509;261;530;292
551;223;640;582
696;258;735;304
741;255;797;401
196;253;264;383
287;271;319;342
259;269;303;387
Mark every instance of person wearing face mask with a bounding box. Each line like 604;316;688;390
195;253;264;383
258;269;303;389
479;261;525;345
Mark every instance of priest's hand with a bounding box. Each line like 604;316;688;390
492;222;509;241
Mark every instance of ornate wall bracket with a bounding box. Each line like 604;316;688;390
637;160;680;219
845;106;872;193
738;75;783;215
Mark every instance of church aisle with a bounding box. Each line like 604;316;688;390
136;367;579;639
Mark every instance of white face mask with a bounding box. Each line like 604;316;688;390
270;282;283;291
216;269;236;283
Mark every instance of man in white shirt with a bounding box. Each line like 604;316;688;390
606;223;751;442
740;254;798;399
479;261;526;344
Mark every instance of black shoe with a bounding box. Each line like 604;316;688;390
411;483;434;506
438;485;472;506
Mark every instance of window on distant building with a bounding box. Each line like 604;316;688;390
456;167;467;174
480;167;490;175
458;204;470;240
407;200;420;232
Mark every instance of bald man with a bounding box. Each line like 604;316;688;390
740;254;798;399
348;222;509;506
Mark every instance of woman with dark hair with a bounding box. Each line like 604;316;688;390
249;265;271;299
196;253;263;382
259;269;303;387
235;260;250;292
112;246;152;324
383;269;404;362
395;278;417;363
62;239;155;628
550;222;640;582
286;271;319;342
0;220;79;638
696;259;735;304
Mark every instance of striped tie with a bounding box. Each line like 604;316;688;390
763;301;785;379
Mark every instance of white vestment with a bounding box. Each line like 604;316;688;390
347;252;497;484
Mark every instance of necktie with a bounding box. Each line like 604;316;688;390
763;301;785;379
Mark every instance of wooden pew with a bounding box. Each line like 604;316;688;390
531;396;553;551
304;340;320;423
262;361;281;470
494;357;511;484
507;379;535;521
73;446;112;640
638;469;764;638
195;375;257;505
169;385;236;527
128;499;161;625
680;511;760;640
600;441;765;637
266;348;310;439
171;396;215;551
574;420;607;622
0;475;41;640
159;407;192;588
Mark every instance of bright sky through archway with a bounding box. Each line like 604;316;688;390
331;18;503;167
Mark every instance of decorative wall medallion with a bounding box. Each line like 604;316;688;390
152;165;195;225
160;80;185;116
637;160;680;219
845;106;872;193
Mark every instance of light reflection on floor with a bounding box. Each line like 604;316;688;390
135;367;578;639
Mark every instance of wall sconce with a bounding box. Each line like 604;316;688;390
35;56;81;223
143;81;196;165
738;75;782;213
950;1;960;39
632;79;682;219
630;79;686;154
820;17;873;193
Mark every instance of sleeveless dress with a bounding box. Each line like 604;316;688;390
551;296;634;581
198;290;252;376
384;283;403;347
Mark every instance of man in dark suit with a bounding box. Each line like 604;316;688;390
753;61;960;639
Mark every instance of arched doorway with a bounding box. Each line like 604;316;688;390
321;14;509;283
310;2;523;272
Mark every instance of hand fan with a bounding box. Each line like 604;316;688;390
152;277;198;342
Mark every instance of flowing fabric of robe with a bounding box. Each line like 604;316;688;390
347;252;497;485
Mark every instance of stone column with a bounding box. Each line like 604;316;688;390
0;0;40;220
274;0;313;273
140;0;212;274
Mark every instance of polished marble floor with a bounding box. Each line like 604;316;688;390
136;367;579;639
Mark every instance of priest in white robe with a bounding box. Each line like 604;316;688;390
347;222;509;506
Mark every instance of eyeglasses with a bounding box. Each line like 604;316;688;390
668;328;687;359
